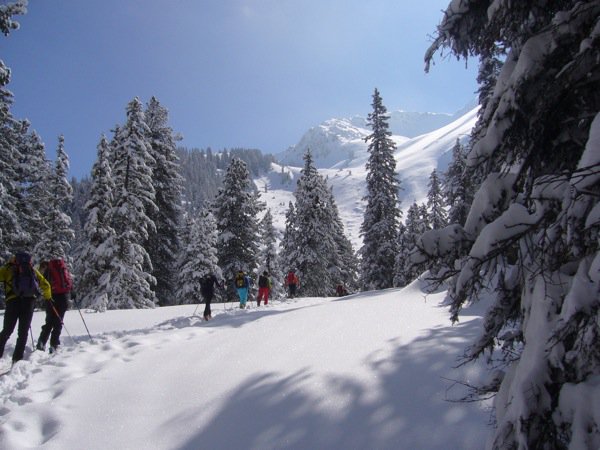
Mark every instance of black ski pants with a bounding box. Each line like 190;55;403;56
0;297;35;362
288;283;297;298
38;293;68;349
202;292;214;318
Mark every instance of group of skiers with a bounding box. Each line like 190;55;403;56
0;252;73;365
203;268;300;314
233;269;273;309
0;251;349;365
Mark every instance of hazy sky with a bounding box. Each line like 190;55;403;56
3;0;477;179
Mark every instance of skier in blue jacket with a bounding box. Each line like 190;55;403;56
234;270;252;309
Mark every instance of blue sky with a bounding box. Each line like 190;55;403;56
3;0;477;179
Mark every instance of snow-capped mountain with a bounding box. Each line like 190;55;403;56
257;105;479;248
276;117;374;169
277;104;476;169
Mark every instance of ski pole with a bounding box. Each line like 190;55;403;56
48;300;74;344
29;325;35;349
192;301;201;316
73;298;93;343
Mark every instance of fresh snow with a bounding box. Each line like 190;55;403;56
277;105;477;169
0;283;491;449
258;106;479;249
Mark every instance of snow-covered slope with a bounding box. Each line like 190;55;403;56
277;106;475;169
279;117;377;169
0;283;490;450
258;106;479;248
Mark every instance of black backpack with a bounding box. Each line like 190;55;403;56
12;252;40;298
200;275;214;294
258;275;269;288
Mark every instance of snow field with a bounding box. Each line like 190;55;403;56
0;283;491;449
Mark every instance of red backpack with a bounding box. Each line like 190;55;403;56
286;271;297;285
47;259;73;294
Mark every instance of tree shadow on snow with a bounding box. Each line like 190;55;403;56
174;312;491;450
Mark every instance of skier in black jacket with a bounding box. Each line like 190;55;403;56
199;273;222;321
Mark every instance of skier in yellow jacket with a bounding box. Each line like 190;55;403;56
0;252;52;363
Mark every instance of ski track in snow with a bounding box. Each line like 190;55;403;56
0;283;491;450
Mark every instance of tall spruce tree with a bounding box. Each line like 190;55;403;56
359;88;401;290
144;97;183;306
285;149;340;297
214;158;263;297
35;135;74;260
279;201;298;278
443;139;472;227
257;209;284;299
0;3;34;258
476;53;503;115
18;123;51;253
77;135;116;311
106;97;157;309
425;2;600;448
327;186;359;292
396;202;426;283
0;96;23;259
392;222;409;287
68;176;92;259
177;210;221;305
426;169;447;231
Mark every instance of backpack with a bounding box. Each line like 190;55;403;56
286;271;297;285
258;275;269;288
235;273;247;288
12;252;40;298
47;259;73;294
200;275;216;294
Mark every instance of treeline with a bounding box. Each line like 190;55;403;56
175;147;274;211
70;147;275;241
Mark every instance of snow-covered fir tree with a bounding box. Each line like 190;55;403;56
392;222;409;287
67;176;92;258
418;204;430;233
284;149;342;297
214;157;263;297
105;97;157;309
0;80;23;259
177;209;222;305
77;135;115;311
144;97;183;306
476;53;503;114
279;201;298;278
0;3;31;258
0;1;26;37
396;202;428;283
426;169;446;231
359;88;401;291
327;186;359;292
443;139;472;227
17;122;51;254
257;209;284;299
425;2;600;448
34;135;74;261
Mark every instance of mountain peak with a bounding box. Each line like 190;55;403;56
277;102;477;169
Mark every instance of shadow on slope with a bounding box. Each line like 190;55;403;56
175;307;490;450
156;302;321;331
